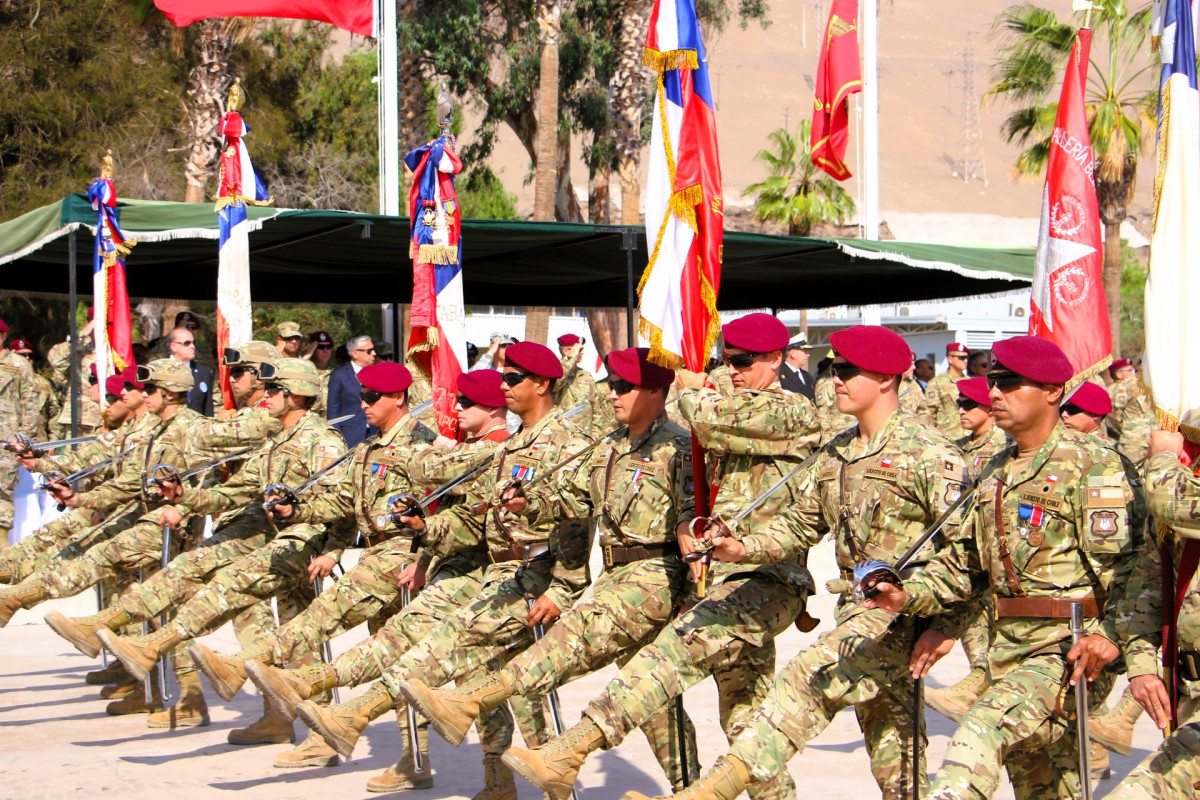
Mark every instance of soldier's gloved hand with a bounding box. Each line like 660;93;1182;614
159;506;184;530
1129;673;1172;729
862;578;906;613
1067;633;1119;686
307;555;337;581
395;562;427;591
500;483;527;514
47;479;79;508
526;594;561;627
908;628;954;678
265;495;294;523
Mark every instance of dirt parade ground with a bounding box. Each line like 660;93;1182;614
0;540;1165;800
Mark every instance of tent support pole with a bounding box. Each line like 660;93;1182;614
623;227;636;346
68;230;79;439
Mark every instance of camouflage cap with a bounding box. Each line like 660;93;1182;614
225;341;279;369
136;358;194;392
277;321;303;339
262;357;321;397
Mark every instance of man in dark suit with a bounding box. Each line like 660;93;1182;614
167;326;213;416
779;337;815;400
327;333;377;445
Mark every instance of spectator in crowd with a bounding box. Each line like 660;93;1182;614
275;322;304;358
167;326;213;416
304;331;334;371
466;342;480;368
968;351;990;377
779;337;815;400
913;358;934;389
376;341;397;363
327;333;377;446
175;311;201;335
471;332;517;371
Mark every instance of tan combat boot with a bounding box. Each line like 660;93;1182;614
274;730;341;768
101;679;143;701
1089;738;1111;780
86;659;132;686
620;756;751;800
0;582;44;627
245;660;338;721
146;670;210;729
46;606;131;658
1089;686;1144;756
501;717;605;799
0;563;12;583
106;676;162;715
296;682;395;759
98;622;185;682
925;666;987;724
228;697;296;745
469;754;516;800
189;642;270;702
400;672;513;747
365;722;434;793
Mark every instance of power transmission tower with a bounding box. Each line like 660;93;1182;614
950;32;988;186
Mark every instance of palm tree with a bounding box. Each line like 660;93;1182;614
533;2;562;222
985;0;1155;357
745;121;857;237
612;0;654;225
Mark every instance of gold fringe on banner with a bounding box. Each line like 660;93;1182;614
415;244;459;265
643;47;699;73
213;193;274;213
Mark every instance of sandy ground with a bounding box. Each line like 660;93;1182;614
0;538;1166;800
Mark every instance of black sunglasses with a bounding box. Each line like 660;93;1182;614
143;383;161;395
722;351;763;369
123;381;141;392
229;366;257;380
501;371;533;387
830;362;862;381
955;397;980;411
608;378;636;396
87;375;98;385
985;371;1025;391
264;384;289;396
315;344;332;351
456;395;476;410
1061;403;1085;416
174;339;195;347
360;388;384;405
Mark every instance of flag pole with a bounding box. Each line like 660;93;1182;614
861;0;880;240
379;0;401;216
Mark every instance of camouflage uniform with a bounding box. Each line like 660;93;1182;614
311;366;332;416
899;376;925;417
46;343;102;440
554;354;615;436
923;370;964;438
0;346;38;542
1107;376;1155;466
814;374;856;444
570;381;819;800
899;422;1146;799
700;410;970;800
1104;450;1200;799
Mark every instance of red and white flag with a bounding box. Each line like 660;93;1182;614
1028;29;1111;380
811;0;862;180
153;0;374;36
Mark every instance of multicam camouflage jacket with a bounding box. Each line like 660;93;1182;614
1108;375;1155;465
554;355;616;436
30;410;158;490
417;406;595;610
902;422;1147;672
408;426;510;496
922;370;963;437
956;425;1011;480
681;380;820;593
814;375;857;444
0;348;38;438
737;409;970;625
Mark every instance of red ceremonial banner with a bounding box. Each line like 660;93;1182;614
811;0;862;181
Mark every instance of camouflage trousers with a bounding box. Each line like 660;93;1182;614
1106;698;1200;799
0;449;17;542
261;538;424;667
501;556;699;788
0;506;113;581
324;556;548;757
958;592;994;670
583;571;810;800
726;608;925;800
929;650;1117;800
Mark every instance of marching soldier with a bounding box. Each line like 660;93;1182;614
1106;359;1155;466
0;318;39;546
400;347;700;791
500;314;819;800
866;335;1146;799
923;341;970;437
553;333;615;435
9;338;56;440
1060;381;1113;438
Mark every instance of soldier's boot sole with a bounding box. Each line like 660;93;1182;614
365;760;434;793
97;628;168;683
502;747;581;800
274;731;342;769
100;679;141;700
87;660;132;686
106;685;163;715
245;660;334;722
189;643;253;702
45;611;103;658
399;678;480;748
296;700;366;760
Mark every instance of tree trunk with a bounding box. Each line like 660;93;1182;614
183;19;237;203
613;0;653;225
533;5;562;222
589;165;611;224
1103;220;1123;358
555;130;584;222
583;308;627;361
525;307;551;345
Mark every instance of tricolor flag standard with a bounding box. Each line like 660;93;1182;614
1028;29;1111;381
1144;0;1200;441
811;0;862;180
215;93;271;410
404;136;467;439
637;0;723;372
87;156;136;407
152;0;374;36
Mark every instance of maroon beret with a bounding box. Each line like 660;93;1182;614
9;338;32;353
828;325;911;375
607;347;675;389
1068;382;1113;416
1109;358;1133;373
457;370;506;408
505;341;563;379
991;336;1073;384
723;313;790;353
557;333;583;347
105;374;125;397
120;365;144;390
946;342;969;355
358;362;413;394
90;363;98;378
956;377;992;408
0;319;8;334
87;306;95;321
310;331;332;344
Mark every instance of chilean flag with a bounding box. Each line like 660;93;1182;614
87;173;136;406
216;109;270;410
405;136;466;439
638;0;723;373
152;0;375;37
1028;29;1111;383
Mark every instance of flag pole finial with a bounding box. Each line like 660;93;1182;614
227;78;243;113
100;150;114;181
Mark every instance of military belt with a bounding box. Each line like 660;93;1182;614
602;541;680;571
1179;651;1200;682
490;541;550;564
994;596;1099;619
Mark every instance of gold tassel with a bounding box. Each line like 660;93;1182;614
416;244;459;265
643;47;699;73
668;184;703;233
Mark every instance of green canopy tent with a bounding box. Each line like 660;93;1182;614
0;195;1034;308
